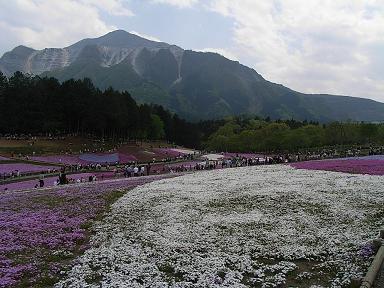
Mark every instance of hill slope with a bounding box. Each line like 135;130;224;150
1;30;384;122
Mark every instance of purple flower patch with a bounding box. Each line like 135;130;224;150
0;163;59;174
31;153;137;165
0;174;177;287
153;148;185;158
291;159;384;176
0;172;116;192
358;242;375;259
117;153;138;163
30;155;87;165
78;153;119;163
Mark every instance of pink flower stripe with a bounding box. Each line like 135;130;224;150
118;153;138;163
0;172;116;192
0;174;178;287
291;159;384;176
30;155;88;165
0;163;59;174
153;148;186;157
31;153;137;165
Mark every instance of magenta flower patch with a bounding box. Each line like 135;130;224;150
31;153;137;165
291;159;384;176
117;153;138;163
0;172;116;192
153;148;185;158
0;174;177;287
0;163;59;174
78;153;119;163
30;155;87;165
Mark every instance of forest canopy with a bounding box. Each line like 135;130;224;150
205;117;384;152
0;72;201;147
1;72;384;152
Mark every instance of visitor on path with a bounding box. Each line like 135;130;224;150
147;163;151;176
133;166;139;176
59;173;68;185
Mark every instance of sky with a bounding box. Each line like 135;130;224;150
0;0;384;102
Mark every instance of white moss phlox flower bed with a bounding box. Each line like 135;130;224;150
56;165;384;287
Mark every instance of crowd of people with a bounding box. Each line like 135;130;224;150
1;167;59;181
120;164;150;177
3;144;384;191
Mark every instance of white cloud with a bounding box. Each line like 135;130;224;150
81;0;134;16
0;0;133;52
1;0;383;102
208;0;384;101
129;30;161;42
197;47;239;61
151;0;198;8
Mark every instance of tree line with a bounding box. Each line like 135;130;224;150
0;72;201;147
205;117;384;152
1;72;384;152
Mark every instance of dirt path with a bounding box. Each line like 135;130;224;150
374;262;384;287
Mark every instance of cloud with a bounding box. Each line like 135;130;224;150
0;0;133;52
129;30;161;42
197;47;239;61
150;0;198;8
81;0;134;16
208;0;384;101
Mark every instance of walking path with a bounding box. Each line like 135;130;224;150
374;262;384;287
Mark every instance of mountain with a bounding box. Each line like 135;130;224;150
1;29;384;122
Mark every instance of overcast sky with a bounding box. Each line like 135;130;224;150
1;0;383;102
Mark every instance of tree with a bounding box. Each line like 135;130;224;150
149;114;165;139
360;123;378;143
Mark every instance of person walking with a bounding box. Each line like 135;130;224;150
133;166;139;177
146;162;151;176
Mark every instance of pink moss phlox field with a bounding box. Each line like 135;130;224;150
30;155;88;165
291;159;384;175
117;153;138;163
346;155;384;161
153;148;186;158
78;153;119;163
0;172;116;192
31;153;137;165
0;163;59;174
0;174;176;287
0;156;10;161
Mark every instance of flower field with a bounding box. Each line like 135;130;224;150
0;163;59;174
55;165;383;287
31;152;137;165
346;155;384;161
153;148;190;158
30;155;88;165
0;174;177;287
291;158;384;175
0;172;117;192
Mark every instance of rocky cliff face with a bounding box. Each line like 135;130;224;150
0;30;183;77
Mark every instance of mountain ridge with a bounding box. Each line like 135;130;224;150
1;29;384;122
